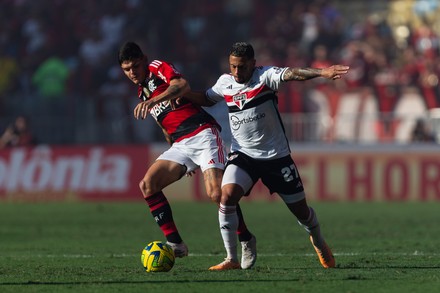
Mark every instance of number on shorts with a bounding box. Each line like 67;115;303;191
281;164;298;182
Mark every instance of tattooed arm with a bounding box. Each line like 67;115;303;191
282;65;349;82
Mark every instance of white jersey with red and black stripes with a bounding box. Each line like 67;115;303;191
206;66;290;159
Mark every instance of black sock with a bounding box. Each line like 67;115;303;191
145;191;183;244
236;204;252;242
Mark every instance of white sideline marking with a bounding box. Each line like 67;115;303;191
0;251;437;259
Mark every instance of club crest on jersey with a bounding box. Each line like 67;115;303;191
148;79;157;93
233;94;247;109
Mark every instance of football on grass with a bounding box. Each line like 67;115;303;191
141;241;175;272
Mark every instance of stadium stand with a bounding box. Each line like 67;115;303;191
0;0;439;145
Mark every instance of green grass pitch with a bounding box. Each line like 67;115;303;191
0;200;439;292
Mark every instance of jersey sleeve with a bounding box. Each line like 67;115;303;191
206;74;229;103
261;66;288;90
148;60;182;84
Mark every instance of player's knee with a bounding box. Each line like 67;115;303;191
138;180;148;198
220;192;239;206
139;177;158;198
208;188;222;204
220;184;243;205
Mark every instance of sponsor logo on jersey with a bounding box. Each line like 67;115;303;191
150;101;170;120
233;94;247;109
230;113;266;130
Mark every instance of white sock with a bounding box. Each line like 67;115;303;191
218;204;239;262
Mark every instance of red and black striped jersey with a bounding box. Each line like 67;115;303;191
137;60;219;143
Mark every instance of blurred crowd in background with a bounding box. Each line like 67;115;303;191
1;0;440;146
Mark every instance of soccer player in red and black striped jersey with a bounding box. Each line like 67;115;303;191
118;42;256;265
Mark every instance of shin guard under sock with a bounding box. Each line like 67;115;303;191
145;191;182;244
298;207;323;244
219;204;239;261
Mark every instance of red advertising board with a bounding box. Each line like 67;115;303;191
1;145;439;201
291;148;440;201
0;145;148;201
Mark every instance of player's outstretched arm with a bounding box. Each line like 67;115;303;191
282;65;349;82
185;91;215;107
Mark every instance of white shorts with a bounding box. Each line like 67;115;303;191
221;164;254;194
157;127;226;173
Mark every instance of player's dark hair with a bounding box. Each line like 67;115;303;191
230;42;254;59
118;41;144;64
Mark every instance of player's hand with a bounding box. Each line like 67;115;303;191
321;65;350;80
134;100;154;119
185;170;196;177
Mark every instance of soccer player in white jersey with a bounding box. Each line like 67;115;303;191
185;42;349;270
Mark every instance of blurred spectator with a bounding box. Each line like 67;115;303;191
410;118;436;143
411;23;439;60
96;65;135;143
298;3;320;55
21;11;47;55
416;58;440;109
339;41;368;89
99;2;127;49
0;49;19;114
32;56;70;100
311;44;332;69
77;26;112;94
0;115;37;149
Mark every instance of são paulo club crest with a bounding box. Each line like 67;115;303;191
233;93;247;109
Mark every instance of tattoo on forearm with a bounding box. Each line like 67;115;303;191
152;84;181;106
283;68;322;81
167;85;180;96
